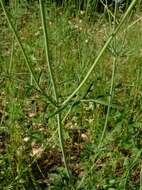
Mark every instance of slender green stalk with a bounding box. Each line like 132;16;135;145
8;0;17;74
98;0;117;149
62;0;137;107
47;0;137;120
39;0;56;96
98;52;116;149
100;0;119;24
9;1;17;74
9;35;15;74
39;0;71;178
77;1;137;189
0;0;57;107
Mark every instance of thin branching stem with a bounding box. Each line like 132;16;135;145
39;0;71;178
47;0;137;120
62;0;137;107
98;0;117;149
98;53;116;148
0;0;57;107
9;34;15;74
77;0;137;188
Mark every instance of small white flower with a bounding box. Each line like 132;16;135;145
23;137;30;142
80;10;84;15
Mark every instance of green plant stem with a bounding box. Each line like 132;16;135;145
62;0;137;106
0;0;57;107
98;0;117;149
77;1;137;188
98;56;116;148
39;0;71;178
9;34;15;74
47;0;137;120
9;0;17;74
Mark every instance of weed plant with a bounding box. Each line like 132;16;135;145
0;0;142;189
